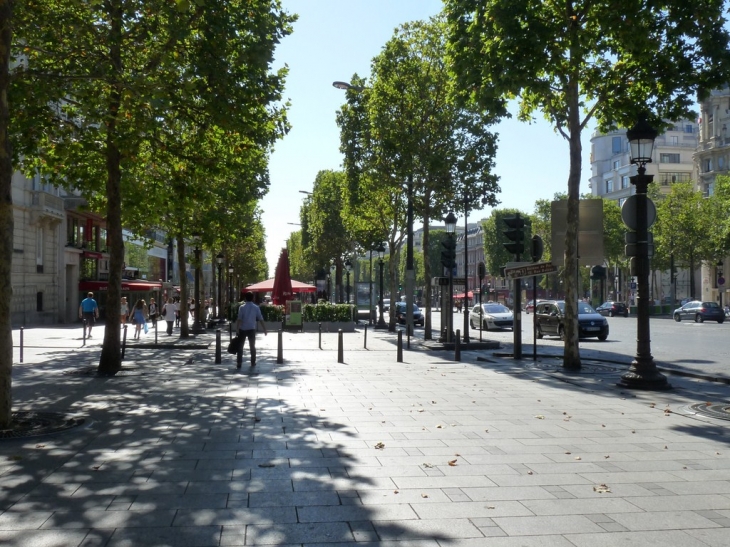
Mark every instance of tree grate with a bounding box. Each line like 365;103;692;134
0;411;87;440
688;403;730;421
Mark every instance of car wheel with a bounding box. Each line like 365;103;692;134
674;314;681;322
718;318;724;324
624;312;629;317
598;334;608;341
536;324;543;339
558;325;565;341
482;320;490;331
695;314;704;323
609;310;614;317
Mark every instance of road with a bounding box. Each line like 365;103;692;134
387;307;730;380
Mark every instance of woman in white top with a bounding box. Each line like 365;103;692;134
120;297;129;325
162;297;178;336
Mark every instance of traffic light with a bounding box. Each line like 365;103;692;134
441;237;456;270
503;213;526;256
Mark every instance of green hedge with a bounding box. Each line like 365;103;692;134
302;303;354;322
230;302;284;322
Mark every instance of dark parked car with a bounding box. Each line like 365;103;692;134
394;302;424;327
673;301;725;323
595;301;629;317
535;300;609;341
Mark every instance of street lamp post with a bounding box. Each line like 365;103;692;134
462;202;470;343
227;266;234;318
191;234;206;334
618;115;670;390
376;243;387;329
330;262;336;303
445;212;457;343
405;174;415;337
216;252;224;321
345;259;353;305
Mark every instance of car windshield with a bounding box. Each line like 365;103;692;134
484;304;509;313
702;302;720;308
557;301;597;314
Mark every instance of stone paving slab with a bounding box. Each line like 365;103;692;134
3;324;730;546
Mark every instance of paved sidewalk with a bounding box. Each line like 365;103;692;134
2;324;730;546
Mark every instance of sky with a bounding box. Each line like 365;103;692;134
261;0;594;274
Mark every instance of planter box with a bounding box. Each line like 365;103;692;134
302;321;356;333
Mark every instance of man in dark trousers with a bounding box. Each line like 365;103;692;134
236;291;267;368
78;291;99;338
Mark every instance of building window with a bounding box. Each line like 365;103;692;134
621;175;630;189
719;156;725;170
685;124;694;133
618;197;626;207
612;160;620;170
703;158;713;172
660;153;680;163
36;226;44;268
605;179;614;193
669;135;679;145
612;136;622;154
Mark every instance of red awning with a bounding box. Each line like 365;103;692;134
79;280;163;292
454;291;474;299
82;251;103;259
245;278;317;293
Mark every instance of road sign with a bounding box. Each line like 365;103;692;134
719;277;726;286
504;261;558;279
621;195;657;230
625;243;655;258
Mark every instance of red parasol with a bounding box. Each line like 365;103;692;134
271;248;294;305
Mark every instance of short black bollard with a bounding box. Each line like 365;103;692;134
19;326;24;363
318;322;322;350
121;324;128;360
364;325;367;349
337;329;344;363
397;330;403;362
277;329;283;364
455;329;461;362
215;329;222;364
229;322;233;342
82;319;87;346
154;317;158;345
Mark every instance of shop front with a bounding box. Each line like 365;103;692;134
78;280;163;320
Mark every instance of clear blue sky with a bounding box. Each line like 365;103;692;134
262;0;593;275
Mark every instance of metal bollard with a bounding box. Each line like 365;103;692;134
407;329;410;350
277;329;283;364
397;330;403;362
154;317;158;345
337;329;344;363
455;329;461;362
19;326;24;363
318;322;322;350
229;322;232;342
215;329;222;364
121;324;128;360
82;319;87;346
364;325;367;349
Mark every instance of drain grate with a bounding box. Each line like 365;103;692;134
527;361;623;374
688;403;730;421
0;411;87;439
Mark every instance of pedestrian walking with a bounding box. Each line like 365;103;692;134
148;298;158;323
130;299;148;340
236;291;267;369
174;296;181;328
78;292;99;338
120;297;129;326
161;297;177;336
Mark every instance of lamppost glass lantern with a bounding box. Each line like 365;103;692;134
626;115;658;168
344;258;353;304
445;212;457;234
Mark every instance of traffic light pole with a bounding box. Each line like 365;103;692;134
503;214;525;359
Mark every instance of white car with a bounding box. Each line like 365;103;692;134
469;303;514;331
382;298;391;312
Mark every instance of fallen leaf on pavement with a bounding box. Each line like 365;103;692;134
593;484;611;494
535;415;545;419
448;459;458;466
374;442;385;450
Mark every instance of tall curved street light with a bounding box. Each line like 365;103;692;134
376;243;387;329
216;252;224;321
618;115;669;390
345;258;353;304
444;213;457;343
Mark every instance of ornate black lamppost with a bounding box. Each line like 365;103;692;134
376;243;387;329
618;115;670;390
216;252;224;321
330;262;336;303
444;212;457;343
227;266;234;317
191;234;206;333
345;258;352;304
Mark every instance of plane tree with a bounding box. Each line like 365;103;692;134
445;0;730;368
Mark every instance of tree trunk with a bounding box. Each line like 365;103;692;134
0;0;14;427
563;80;582;370
97;3;124;375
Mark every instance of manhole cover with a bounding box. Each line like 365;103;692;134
0;411;87;439
527;361;622;374
688;403;730;421
64;366;144;376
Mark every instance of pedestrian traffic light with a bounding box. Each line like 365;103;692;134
441;237;456;270
503;213;525;256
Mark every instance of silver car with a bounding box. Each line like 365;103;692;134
469;303;514;331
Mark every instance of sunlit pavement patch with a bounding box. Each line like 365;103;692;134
0;411;87;439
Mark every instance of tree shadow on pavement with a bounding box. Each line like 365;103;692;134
0;348;448;546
